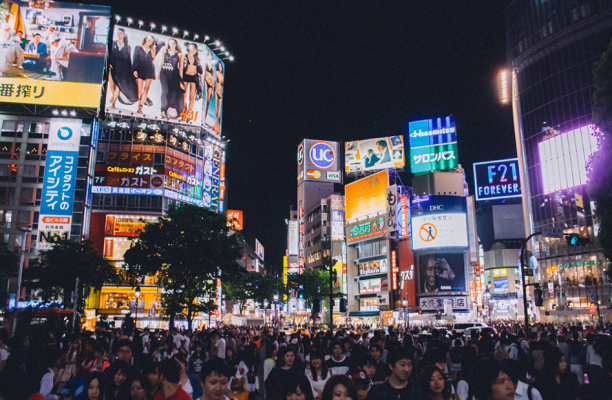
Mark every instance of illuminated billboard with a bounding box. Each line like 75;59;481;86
345;136;405;173
0;1;110;108
473;158;521;201
538;125;598;194
288;220;298;255
345;169;388;221
417;252;466;294
411;195;468;251
105;25;224;136
297;139;342;184
330;195;344;241
256;239;264;261
227;210;243;230
408;116;458;174
37;119;83;250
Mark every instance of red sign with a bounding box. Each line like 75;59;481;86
399;196;409;238
226;210;244;230
392;250;398;290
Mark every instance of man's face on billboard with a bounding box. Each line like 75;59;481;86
426;258;436;286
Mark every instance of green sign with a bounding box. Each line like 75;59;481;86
408;117;458;174
410;143;458;173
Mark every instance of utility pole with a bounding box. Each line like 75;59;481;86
12;226;31;335
520;232;541;327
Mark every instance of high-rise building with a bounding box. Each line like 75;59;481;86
507;0;612;322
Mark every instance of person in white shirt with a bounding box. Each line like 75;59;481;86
0;328;10;372
501;358;543;400
142;328;150;354
171;327;186;354
214;331;226;359
306;351;333;399
40;348;62;400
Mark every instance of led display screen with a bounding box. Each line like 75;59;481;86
408;116;458;173
538;125;598;194
256;239;264;261
417;252;466;294
105;25;224;136
473;158;521;201
0;1;110;108
345;135;405;173
227;210;243;231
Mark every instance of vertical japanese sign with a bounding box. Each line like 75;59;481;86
392;250;399;290
202;144;214;209
210;147;222;212
386;185;398;233
397;196;410;239
342;241;347;293
37;120;83;250
298;201;304;269
331;195;344;241
288;221;298;255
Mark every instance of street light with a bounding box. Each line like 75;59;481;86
12;225;31;335
402;296;408;329
135;286;141;328
204;293;211;328
264;298;269;323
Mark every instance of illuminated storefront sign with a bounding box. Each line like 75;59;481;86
358;258;388;276
104;215;157;237
256;239;264;261
288;220;298;255
297;139;342;183
331;195;344;241
392;250;398;290
493;269;507;277
473;158;521;201
37;120;82;250
398;196;410;239
210;148;222;212
419;296;468;311
227;210;244;231
347;217;387;243
408;116;458;174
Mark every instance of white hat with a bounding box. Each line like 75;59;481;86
49;34;60;43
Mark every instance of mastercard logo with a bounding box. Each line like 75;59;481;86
307;170;321;179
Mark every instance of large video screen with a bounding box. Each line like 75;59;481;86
105;25;224;136
418;252;466;294
345;136;405;173
0;0;110;108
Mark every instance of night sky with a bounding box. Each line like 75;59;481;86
93;0;516;271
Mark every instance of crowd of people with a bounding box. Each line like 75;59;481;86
0;321;611;400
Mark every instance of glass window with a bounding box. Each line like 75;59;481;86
19;188;34;201
22;165;37;177
29;122;43;133
17;210;30;224
1;121;16;132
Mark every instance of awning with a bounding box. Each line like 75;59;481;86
348;311;380;317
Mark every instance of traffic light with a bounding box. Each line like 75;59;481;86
331;270;337;283
312;298;320;315
566;233;590;246
339;298;347;312
590;302;596;313
534;288;543;306
419;310;422;316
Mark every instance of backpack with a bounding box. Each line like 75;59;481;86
527;384;534;400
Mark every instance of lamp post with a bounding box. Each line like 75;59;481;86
263;298;269;323
204;293;211;328
273;290;279;326
134;285;141;328
402;296;408;330
484;288;492;322
12;225;31;335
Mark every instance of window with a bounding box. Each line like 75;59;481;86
0;210;11;228
29;122;44;133
93;16;110;44
22;165;37;177
20;188;34;201
0;143;12;154
26;144;38;155
17;210;31;224
1;120;16;132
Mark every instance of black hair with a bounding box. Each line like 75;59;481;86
369;343;382;353
158;358;181;384
265;341;277;359
83;371;107;400
277;346;296;368
321;375;357;400
172;352;187;365
376;140;388;149
200;357;232;381
353;354;376;369
602;349;612;374
542;347;566;378
309;350;329;381
330;340;344;353
468;358;503;400
117;339;132;350
423;348;446;366
500;358;524;385
0;328;8;344
419;365;451;400
387;347;413;368
130;372;152;393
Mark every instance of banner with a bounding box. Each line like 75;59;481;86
105;25;224;136
288;220;298;255
0;1;110;108
37;119;82;250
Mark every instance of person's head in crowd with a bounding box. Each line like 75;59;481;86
349;372;369;400
419;365;452;400
93;343;105;360
353;354;377;380
542;347;567;378
144;364;160;394
171;353;188;375
468;358;514;400
431;329;440;340
369;344;382;363
402;334;413;348
331;341;345;360
130;373;151;400
387;347;414;383
109;360;130;397
45;346;62;369
278;346;297;369
423;348;446;372
195;340;204;355
83;371;107;400
226;347;235;360
200;358;231;400
500;358;526;391
84;338;95;355
321;375;357;400
265;341;278;359
373;337;385;350
117;339;132;363
309;350;329;380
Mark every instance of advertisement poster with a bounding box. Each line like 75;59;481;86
345;169;388;220
298;140;342;183
345;136;405;173
418;252;466;294
288;220;298;255
256;239;264;261
473;158;521;201
105;25;224;135
397;195;410;239
411;213;468;250
330;194;344;241
37;119;82;249
226;210;244;230
408;116;458;174
386;185;397;233
0;1;110;107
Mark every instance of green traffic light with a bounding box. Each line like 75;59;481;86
570;236;579;245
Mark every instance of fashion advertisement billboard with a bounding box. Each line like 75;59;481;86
227;210;243;230
417;252;466;294
105;25;224;135
0;0;110;107
408;116;458;174
473;158;521;201
345;136;405;173
345;169;388;221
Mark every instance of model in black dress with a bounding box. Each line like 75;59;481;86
158;38;184;119
214;62;224;133
108;29;139;107
203;49;215;126
182;43;203;122
132;35;157;114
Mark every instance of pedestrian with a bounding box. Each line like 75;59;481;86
366;347;417;400
306;350;333;399
197;357;232;400
83;371;108;400
418;365;459;400
265;346;303;395
321;375;357;400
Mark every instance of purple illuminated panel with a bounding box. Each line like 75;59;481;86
538;125;598;194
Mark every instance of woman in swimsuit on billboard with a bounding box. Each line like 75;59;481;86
182;43;203;122
132;34;157;114
158;38;184;119
214;62;224;133
203;49;215;126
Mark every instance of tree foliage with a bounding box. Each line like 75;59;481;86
589;38;612;270
287;269;330;307
123;204;242;329
223;270;277;313
24;239;120;307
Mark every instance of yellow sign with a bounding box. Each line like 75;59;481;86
493;269;507;277
575;193;584;209
0;78;103;108
345;169;389;220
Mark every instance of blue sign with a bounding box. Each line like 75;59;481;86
210;147;222;212
473;158;521;201
309;142;336;169
40;150;78;215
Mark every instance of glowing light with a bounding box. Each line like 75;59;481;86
114;15;121;22
500;70;509;104
193;34;199;40
150;23;156;30
161;26;167;33
126;17;133;25
138;20;144;28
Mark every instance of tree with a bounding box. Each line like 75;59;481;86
224;271;277;314
123;204;243;329
24;239;121;307
589;38;612;274
0;242;20;306
287;269;330;308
